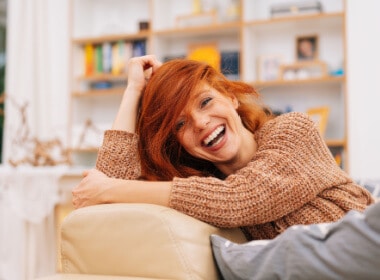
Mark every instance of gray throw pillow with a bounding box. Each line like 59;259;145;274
211;202;380;280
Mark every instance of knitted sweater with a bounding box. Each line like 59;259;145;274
96;112;374;240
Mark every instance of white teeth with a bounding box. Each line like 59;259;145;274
204;126;224;146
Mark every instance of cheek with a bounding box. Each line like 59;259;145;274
176;132;187;148
177;131;194;151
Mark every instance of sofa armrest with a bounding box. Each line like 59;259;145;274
60;203;247;280
36;273;153;280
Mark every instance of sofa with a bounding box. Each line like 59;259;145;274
37;203;247;280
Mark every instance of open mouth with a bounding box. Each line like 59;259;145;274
203;125;226;147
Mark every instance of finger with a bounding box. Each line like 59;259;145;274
142;56;162;79
73;199;82;209
140;55;161;70
144;68;153;80
82;169;90;177
152;59;162;73
72;192;86;209
147;55;162;71
72;193;80;209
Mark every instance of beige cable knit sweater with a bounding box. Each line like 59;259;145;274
96;112;374;240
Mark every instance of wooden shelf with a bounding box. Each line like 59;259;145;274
245;12;344;27
326;139;346;147
153;21;241;38
76;73;128;82
72;87;124;97
252;75;345;88
72;31;150;45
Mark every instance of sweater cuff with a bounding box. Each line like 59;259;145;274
102;130;139;146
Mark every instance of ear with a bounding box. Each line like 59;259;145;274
231;96;239;109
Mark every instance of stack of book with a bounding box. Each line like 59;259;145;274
84;40;146;76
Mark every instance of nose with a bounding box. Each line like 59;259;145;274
192;112;210;131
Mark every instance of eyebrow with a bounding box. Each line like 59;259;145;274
192;89;210;100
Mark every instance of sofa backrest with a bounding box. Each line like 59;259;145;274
60;203;247;280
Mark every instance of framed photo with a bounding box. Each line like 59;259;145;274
257;55;283;81
306;106;330;137
296;35;318;61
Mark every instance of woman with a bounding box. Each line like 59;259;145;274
72;55;374;240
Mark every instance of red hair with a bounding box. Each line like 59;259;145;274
137;59;273;181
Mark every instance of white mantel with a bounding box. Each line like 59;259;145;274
0;166;81;280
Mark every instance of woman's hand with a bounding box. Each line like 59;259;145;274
126;54;162;97
72;168;112;209
72;168;172;209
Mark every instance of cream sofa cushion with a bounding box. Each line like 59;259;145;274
58;203;246;279
37;274;152;280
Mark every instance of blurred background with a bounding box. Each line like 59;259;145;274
0;0;379;279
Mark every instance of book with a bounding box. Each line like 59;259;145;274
112;41;122;75
84;44;94;76
124;41;133;72
95;45;103;73
102;42;112;73
133;40;147;57
187;42;221;71
221;51;239;80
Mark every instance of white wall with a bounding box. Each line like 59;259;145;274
346;0;380;180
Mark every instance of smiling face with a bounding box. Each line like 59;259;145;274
138;59;270;180
174;83;257;175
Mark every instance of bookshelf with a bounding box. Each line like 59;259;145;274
69;0;347;169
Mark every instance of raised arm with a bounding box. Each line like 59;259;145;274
113;55;162;132
95;55;163;179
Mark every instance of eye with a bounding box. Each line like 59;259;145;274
200;97;212;108
175;119;185;132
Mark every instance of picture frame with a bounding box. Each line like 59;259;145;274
257;55;283;81
296;35;318;61
306;106;330;137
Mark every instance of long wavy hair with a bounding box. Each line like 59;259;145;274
136;59;274;181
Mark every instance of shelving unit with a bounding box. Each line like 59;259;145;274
69;0;347;169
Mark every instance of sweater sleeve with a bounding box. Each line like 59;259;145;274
96;130;141;180
169;112;350;228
